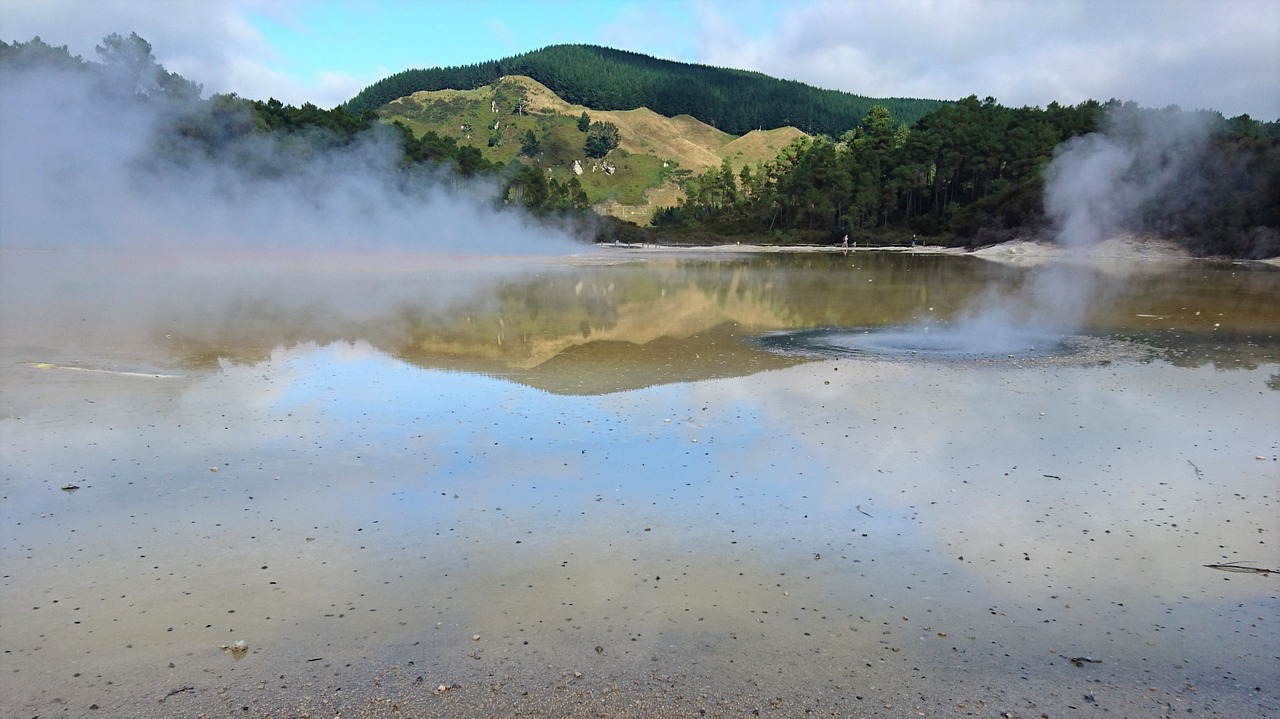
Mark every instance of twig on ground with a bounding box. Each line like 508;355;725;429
160;686;195;703
1203;561;1275;575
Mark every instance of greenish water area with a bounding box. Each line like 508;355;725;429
2;248;1277;717
3;249;1276;387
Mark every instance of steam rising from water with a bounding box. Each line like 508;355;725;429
942;106;1214;348
774;107;1216;361
0;60;579;254
1;54;587;366
1045;106;1213;250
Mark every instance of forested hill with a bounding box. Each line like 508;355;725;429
344;44;946;136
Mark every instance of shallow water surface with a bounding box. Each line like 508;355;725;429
2;249;1277;717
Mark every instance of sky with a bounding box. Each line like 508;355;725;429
2;0;1278;119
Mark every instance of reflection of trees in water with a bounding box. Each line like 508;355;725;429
1117;329;1280;377
157;255;1279;381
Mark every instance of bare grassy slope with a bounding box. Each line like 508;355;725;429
722;127;809;167
383;76;808;223
512;76;733;172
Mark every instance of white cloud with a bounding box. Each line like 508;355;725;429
696;0;1280;119
0;0;362;107
0;53;581;255
4;0;1275;117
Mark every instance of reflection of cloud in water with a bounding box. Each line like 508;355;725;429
3;338;1277;715
715;359;1277;602
4;251;1278;393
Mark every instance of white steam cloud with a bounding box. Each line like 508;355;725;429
1044;107;1215;249
947;106;1216;346
0;51;589;369
0;59;581;254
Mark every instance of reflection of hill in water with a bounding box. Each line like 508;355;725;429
165;254;1280;392
386;264;813;392
123;258;825;393
5;251;1275;395
497;326;803;395
383;254;1009;367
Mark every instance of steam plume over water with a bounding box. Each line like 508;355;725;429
0;52;580;255
1045;105;1214;250
787;106;1219;361
944;106;1215;345
1;45;589;368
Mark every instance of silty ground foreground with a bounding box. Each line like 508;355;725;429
2;245;1276;718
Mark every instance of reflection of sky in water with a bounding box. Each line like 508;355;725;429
263;342;826;539
3;339;1276;714
4;251;1278;716
246;342;1276;606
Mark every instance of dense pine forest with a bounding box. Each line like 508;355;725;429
344;44;946;136
4;34;1278;258
660;98;1280;258
345;44;1280;258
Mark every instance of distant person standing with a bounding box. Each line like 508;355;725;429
911;234;917;247
841;234;849;248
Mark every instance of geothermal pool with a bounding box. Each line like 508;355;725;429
1;249;1277;718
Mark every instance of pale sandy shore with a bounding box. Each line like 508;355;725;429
597;235;1275;267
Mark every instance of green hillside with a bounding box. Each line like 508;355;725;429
380;75;807;223
8;33;1272;257
345;44;945;137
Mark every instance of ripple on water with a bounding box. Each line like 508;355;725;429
757;325;1152;365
